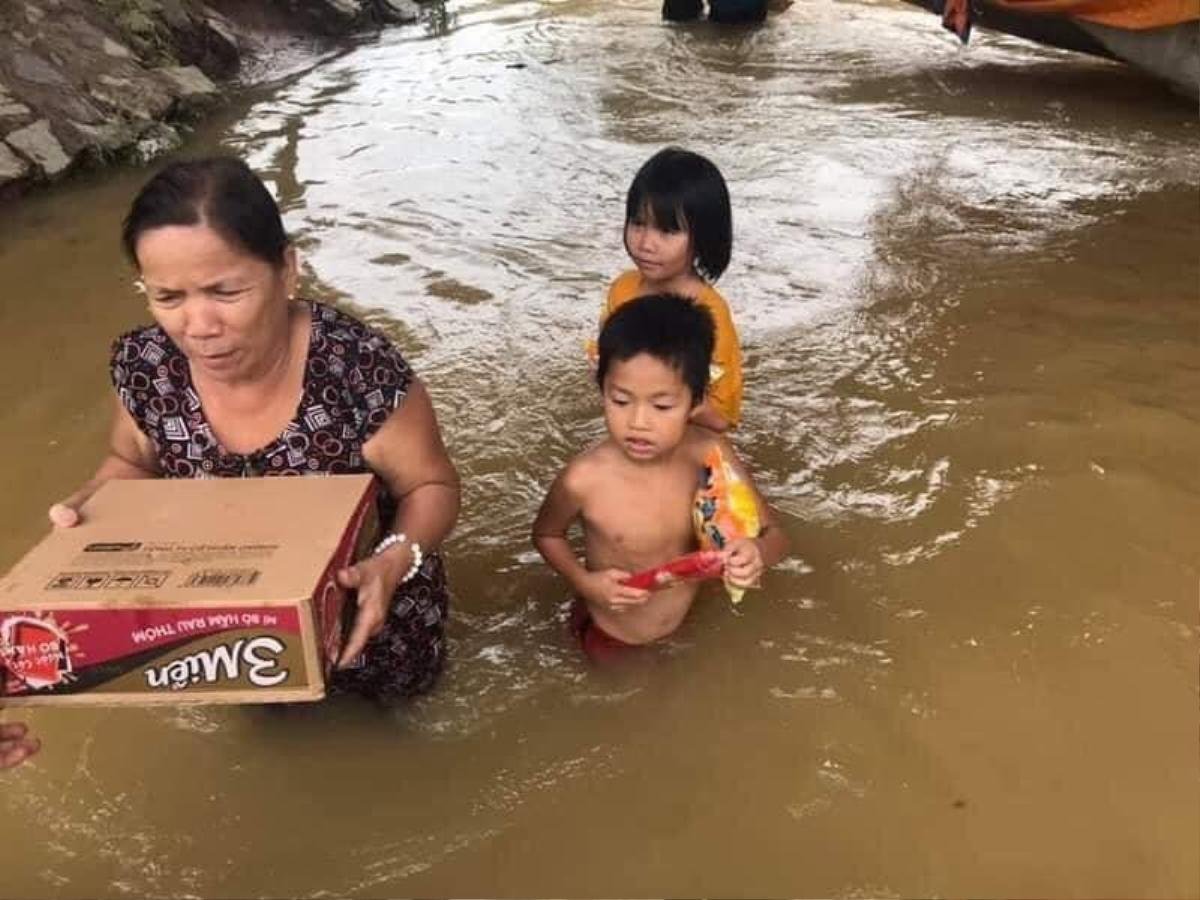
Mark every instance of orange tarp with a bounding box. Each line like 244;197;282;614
991;0;1198;29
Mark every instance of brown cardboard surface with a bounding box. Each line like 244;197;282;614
0;474;378;706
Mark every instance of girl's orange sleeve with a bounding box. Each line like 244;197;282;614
606;270;640;313
588;271;640;362
700;285;743;427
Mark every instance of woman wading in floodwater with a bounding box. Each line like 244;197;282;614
50;157;460;701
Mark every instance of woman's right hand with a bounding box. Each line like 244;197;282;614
47;402;162;529
47;484;98;528
48;500;83;528
577;569;650;612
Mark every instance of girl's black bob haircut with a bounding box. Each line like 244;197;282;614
121;156;289;269
624;146;732;282
596;293;716;407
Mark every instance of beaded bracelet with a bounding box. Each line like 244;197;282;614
372;532;424;585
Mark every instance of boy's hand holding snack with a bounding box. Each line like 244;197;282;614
723;537;764;589
577;568;651;611
694;444;764;603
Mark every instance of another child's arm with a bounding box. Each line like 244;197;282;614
586;281;620;369
726;524;788;588
532;465;650;610
694;288;742;432
689;401;731;433
713;439;789;588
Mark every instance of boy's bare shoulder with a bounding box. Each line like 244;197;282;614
560;439;624;494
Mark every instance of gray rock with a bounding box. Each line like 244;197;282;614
153;65;217;99
283;0;373;34
24;4;45;24
117;9;158;37
378;0;421;23
103;37;134;58
10;48;68;86
90;73;173;121
6;118;72;176
0;99;31;119
0;84;32;120
47;91;105;127
133;121;181;163
62;118;137;154
175;11;241;79
0;141;31;184
159;0;193;31
204;12;239;55
323;0;368;24
64;13;110;49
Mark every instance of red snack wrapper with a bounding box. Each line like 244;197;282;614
620;550;725;592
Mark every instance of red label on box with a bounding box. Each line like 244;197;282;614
1;607;303;697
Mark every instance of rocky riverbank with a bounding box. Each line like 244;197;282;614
0;0;425;201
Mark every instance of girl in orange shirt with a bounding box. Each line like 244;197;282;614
596;147;743;432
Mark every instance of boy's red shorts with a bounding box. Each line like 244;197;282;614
570;600;638;663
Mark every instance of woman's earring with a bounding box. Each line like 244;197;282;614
133;279;152;312
693;256;710;283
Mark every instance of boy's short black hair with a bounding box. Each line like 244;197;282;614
596;294;715;406
624;147;732;282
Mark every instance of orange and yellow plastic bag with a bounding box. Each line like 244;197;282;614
693;444;761;603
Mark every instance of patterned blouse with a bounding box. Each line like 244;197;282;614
111;301;412;479
110;300;447;701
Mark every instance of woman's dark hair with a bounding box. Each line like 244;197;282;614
121;157;289;268
624;146;733;282
596;293;715;406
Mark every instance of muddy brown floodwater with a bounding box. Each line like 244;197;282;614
1;1;1197;897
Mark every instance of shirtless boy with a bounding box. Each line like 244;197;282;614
533;294;787;654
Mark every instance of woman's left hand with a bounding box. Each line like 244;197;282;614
335;548;410;668
341;377;460;670
723;538;764;589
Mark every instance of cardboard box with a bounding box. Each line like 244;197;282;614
0;474;378;705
